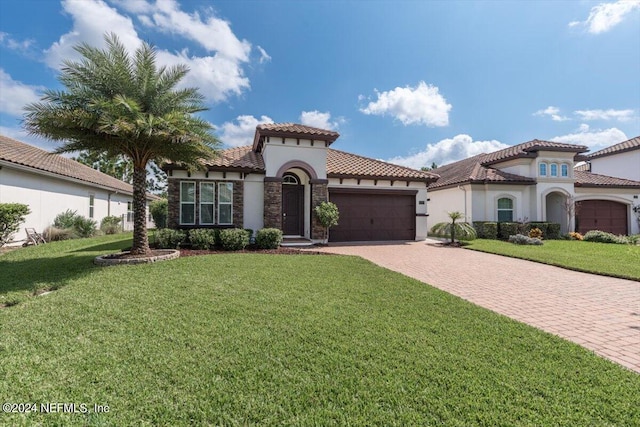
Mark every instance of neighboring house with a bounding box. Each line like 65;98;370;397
428;139;640;236
578;136;640;182
0;135;157;244
163;123;438;242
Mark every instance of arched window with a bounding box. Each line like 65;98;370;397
497;197;514;222
550;163;558;177
283;173;299;184
561;163;569;177
539;163;547;177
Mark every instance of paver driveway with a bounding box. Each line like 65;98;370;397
311;240;640;373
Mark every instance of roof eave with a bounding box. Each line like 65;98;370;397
574;183;640;189
328;172;436;183
587;145;640;159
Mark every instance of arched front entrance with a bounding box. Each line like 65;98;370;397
282;172;304;235
545;191;569;233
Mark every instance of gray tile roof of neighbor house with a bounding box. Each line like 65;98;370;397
0;135;157;198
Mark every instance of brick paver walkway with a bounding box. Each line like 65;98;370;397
311;241;640;373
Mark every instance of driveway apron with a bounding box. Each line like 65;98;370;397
312;241;640;373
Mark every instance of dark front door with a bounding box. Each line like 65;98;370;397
282;185;304;235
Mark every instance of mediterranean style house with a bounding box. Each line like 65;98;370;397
428;137;640;236
0;135;156;244
163;123;438;242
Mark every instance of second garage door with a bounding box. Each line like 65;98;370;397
576;200;628;235
329;189;416;242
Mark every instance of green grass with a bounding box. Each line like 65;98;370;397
466;239;640;281
1;235;639;426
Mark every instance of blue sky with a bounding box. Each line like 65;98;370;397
1;0;639;168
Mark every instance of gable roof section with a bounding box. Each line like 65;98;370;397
0;134;141;196
429;139;591;190
481;139;588;165
252;123;340;152
163;145;265;173
585;136;640;159
574;170;640;189
327;149;438;182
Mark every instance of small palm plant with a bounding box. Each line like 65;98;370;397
430;211;477;244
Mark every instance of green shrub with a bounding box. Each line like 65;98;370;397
150;199;168;229
315;201;340;243
473;221;498;240
155;228;186;249
54;209;78;229
73;216;98;238
220;228;250;251
189;229;217;250
508;234;544;245
0;203;30;247
256;228;283;249
546;223;561;240
583;230;628;244
498;222;518;240
528;222;548;237
244;228;254;243
473;222;486;239
43;226;75;241
100;216;122;235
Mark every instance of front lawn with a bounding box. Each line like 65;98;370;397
1;235;638;425
466;239;640;281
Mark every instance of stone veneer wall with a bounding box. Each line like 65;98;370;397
263;180;282;230
167;178;244;229
311;181;328;240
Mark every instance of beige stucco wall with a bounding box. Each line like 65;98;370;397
262;137;328;179
589;151;640;182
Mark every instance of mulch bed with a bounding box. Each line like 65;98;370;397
178;246;330;257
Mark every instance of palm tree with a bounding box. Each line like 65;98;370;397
430;211;477;244
24;33;218;255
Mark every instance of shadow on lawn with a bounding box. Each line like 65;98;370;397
71;240;132;253
0;253;101;295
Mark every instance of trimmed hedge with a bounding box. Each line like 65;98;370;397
546;223;561;240
155;229;186;249
498;222;518;240
256;228;283;249
473;221;498;240
189;229;217;250
220;228;250;251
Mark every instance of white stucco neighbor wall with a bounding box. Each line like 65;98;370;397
0;165;146;245
589;151;640;182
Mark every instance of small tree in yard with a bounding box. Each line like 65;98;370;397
430;211;476;244
150;199;168;229
314;201;339;244
24;33;218;256
0;203;30;247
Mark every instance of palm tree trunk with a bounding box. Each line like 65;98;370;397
130;164;150;255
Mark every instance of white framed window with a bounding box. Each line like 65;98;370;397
561;163;569;177
539;163;547;177
89;194;95;218
550;163;558;177
127;201;134;222
497;197;514;222
218;182;233;225
200;182;215;225
180;181;196;225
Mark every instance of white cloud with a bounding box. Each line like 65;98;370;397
299;110;343;130
217;115;274;147
0;32;34;53
387;134;509;169
533;106;570;122
43;0;258;103
45;0;142;68
0;69;44;116
360;81;452;126
569;0;640;34
574;108;635;121
551;124;628;151
257;46;271;64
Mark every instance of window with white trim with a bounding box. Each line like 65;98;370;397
89;194;95;218
550;163;558;177
218;182;233;225
539;163;547;177
497;197;514;222
180;181;196;225
561;163;569;177
199;182;215;224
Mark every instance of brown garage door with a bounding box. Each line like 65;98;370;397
576;200;628;235
329;189;416;242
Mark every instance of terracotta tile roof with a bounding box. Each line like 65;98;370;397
253;123;340;151
428;154;535;190
198;145;265;171
574;170;640;188
586;136;640;159
327;149;438;182
481;139;588;165
0;134;139;195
